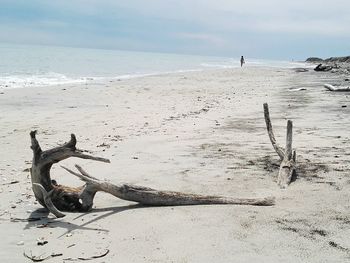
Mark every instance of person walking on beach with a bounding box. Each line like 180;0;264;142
240;56;245;67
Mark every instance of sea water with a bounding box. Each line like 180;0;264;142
0;43;307;89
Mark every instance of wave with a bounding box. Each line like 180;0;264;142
0;72;90;89
0;69;203;89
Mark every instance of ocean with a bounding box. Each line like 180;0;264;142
0;43;307;89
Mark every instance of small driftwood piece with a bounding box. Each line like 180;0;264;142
63;249;109;261
324;84;350;92
23;251;62;262
30;131;275;218
263;103;296;188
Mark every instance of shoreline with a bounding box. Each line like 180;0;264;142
0;66;349;262
0;61;309;90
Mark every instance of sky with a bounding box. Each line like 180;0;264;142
0;0;349;60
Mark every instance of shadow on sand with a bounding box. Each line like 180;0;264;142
23;204;146;237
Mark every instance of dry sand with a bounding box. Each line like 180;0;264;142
0;67;349;262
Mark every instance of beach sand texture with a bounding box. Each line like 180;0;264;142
0;67;349;262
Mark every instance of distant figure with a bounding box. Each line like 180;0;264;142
240;56;245;67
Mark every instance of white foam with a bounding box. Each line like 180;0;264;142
0;69;204;90
0;72;89;89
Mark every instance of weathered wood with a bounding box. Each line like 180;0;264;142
324;84;350;92
32;183;66;218
30;130;110;213
63;165;275;208
285;120;293;160
263;104;296;188
30;131;275;218
277;120;296;188
263;103;285;160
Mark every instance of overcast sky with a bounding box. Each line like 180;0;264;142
0;0;349;59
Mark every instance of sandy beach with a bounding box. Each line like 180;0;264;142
0;67;349;262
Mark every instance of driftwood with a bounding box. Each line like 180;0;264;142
63;249;109;261
314;64;332;72
324;84;350;92
23;251;62;262
30;131;275;218
263;103;296;188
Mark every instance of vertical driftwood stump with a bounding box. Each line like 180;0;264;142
30;131;275;218
263;103;296;188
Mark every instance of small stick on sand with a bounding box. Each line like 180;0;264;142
23;251;62;262
324;84;350;92
63;249;110;261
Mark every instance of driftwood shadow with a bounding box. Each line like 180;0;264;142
24;204;146;235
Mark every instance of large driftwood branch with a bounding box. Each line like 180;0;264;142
324;84;350;92
63;164;275;207
30;131;275;218
263;104;296;188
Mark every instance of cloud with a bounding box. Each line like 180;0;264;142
174;33;226;47
254;19;350;36
0;0;349;59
